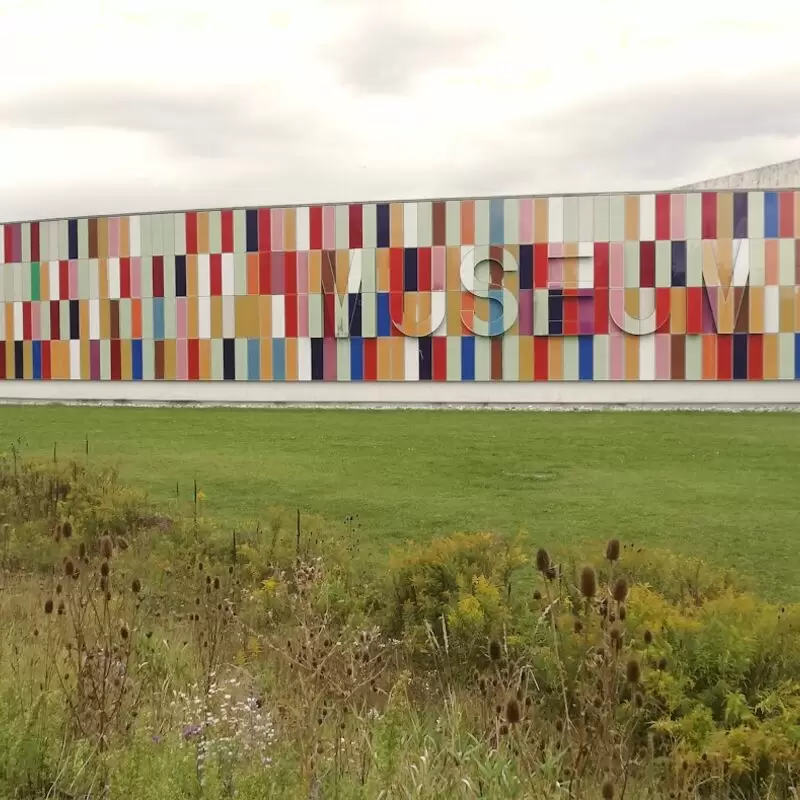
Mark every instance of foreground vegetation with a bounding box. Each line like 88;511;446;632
1;406;800;599
1;449;800;798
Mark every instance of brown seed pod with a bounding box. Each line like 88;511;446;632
643;629;653;646
100;537;113;560
625;658;641;684
580;565;597;599
44;599;54;614
505;698;521;725
605;539;620;563
535;548;550;573
131;577;141;594
612;578;629;604
489;640;502;661
601;779;615;799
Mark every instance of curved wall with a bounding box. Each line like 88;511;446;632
2;190;800;404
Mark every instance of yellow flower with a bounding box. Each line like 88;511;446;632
196;490;206;502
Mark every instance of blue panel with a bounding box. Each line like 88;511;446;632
153;298;165;340
68;219;78;259
461;336;475;380
404;249;418;291
796;334;800;379
131;339;143;380
377;292;391;337
246;209;259;252
519;244;533;290
490;198;504;244
350;337;364;380
671;241;687;287
376;205;390;248
271;339;285;380
579;335;593;380
32;341;42;380
488;289;505;337
733;333;748;380
764;192;779;238
247;339;260;380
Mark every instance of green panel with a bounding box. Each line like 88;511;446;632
502;335;519;381
235;338;248;380
445;200;461;246
78;218;89;259
417;201;432;247
31;262;41;301
361;291;376;338
563;196;579;242
142;340;155;379
308;295;323;338
100;339;111;380
655;242;671;287
337;339;350;381
748;192;764;239
21;223;31;262
141;298;154;339
39;300;50;340
686;241;702;287
447;337;461;381
174;213;186;255
38;223;49;262
779;239;795;286
88;259;99;299
578;195;594;242
335;205;349;249
120;299;132;340
533;290;549;336
779;334;795;379
685;194;702;240
623;242;639;288
504;199;520;245
361;249;376;292
58;220;68;260
60;300;70;340
685;335;702;380
208;210;221;255
233;210;246;254
163;255;176;298
163;297;176;340
234;252;247;295
0;265;5;302
609;196;625;241
161;214;175;256
78;259;90;300
22;263;31;301
474;335;491;380
474;199;490;245
362;204;377;249
150;214;163;256
594;195;610;242
750;240;765;286
562;337;579;380
211;339;224;380
593;335;609;380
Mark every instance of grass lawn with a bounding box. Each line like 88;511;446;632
0;405;798;600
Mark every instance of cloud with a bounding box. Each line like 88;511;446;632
329;8;492;94
0;84;310;159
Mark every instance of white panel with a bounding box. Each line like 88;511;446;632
733;240;750;286
198;254;210;297
295;207;310;252
404;336;419;380
108;258;120;299
271;295;285;338
765;286;779;333
49;261;59;300
297;337;312;381
13;301;22;340
89;298;100;339
639;194;656;240
198;296;211;339
129;216;141;257
222;295;235;338
638;333;656;380
48;221;60;260
403;203;418;247
221;253;234;296
347;249;362;293
69;340;81;379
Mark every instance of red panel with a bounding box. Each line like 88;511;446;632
418;247;432;292
533;337;549;380
563;297;579;336
30;222;40;262
363;338;378;381
640;241;656;288
284;294;298;338
210;254;222;296
22;302;32;341
258;209;271;253
221;210;234;253
534;243;549;287
2;225;12;264
188;339;200;380
258;253;271;294
152;256;164;298
593;243;609;289
687;287;703;333
284;252;297;295
120;258;131;299
0;344;5;378
59;261;70;300
389;248;403;292
185;212;198;255
779;192;795;238
701;193;717;239
432;337;447;381
593;288;609;334
49;302;60;340
655;194;671;240
655;288;671;332
748;334;763;380
111;340;121;380
310;206;323;250
716;335;732;380
389;292;404;337
348;205;363;248
42;341;51;379
323;293;335;338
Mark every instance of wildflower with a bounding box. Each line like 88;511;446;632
579;565;597;599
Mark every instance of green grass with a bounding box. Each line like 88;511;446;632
1;406;798;599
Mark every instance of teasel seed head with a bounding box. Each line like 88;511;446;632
625;657;641;684
64;559;74;577
100;561;110;577
535;548;550;573
618;604;627;621
63;521;72;539
601;779;615;799
580;565;597;599
612;577;629;603
131;577;141;594
605;539;620;563
100;536;113;560
633;691;645;709
574;619;583;634
489;639;502;661
44;599;54;614
505;698;521;725
643;629;653;646
657;656;668;671
78;542;86;560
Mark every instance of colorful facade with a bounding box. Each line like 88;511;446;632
1;190;800;382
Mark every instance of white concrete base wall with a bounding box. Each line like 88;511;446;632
1;380;800;409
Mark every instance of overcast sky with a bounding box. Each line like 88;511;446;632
1;0;799;222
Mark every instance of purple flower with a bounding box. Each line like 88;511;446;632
151;735;163;744
182;723;202;740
